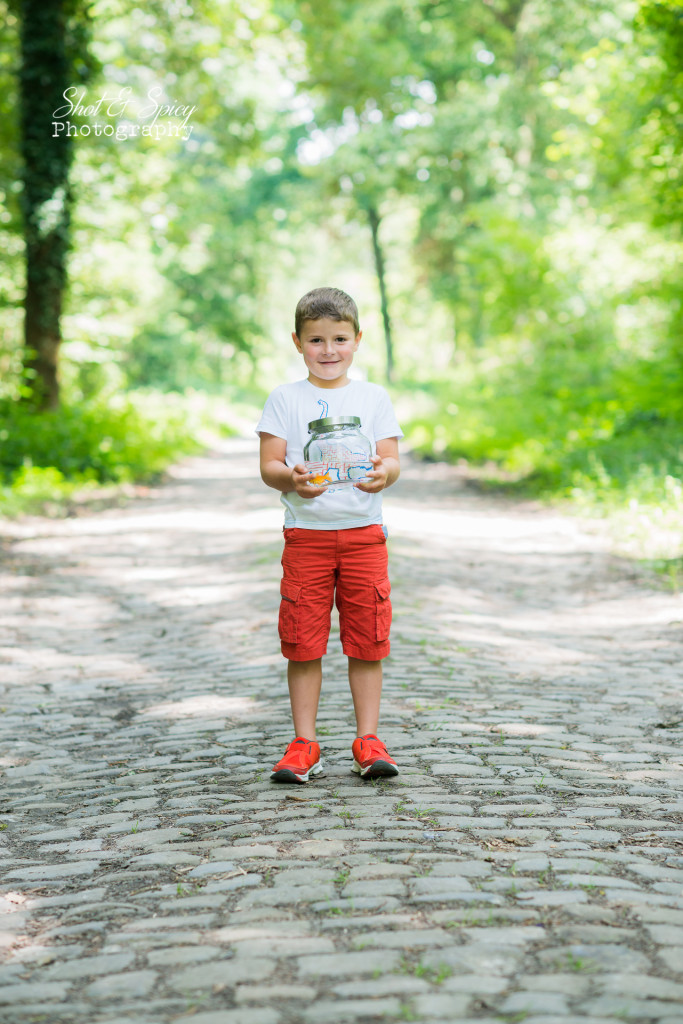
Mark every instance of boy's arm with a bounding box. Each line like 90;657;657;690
259;432;326;498
355;437;400;493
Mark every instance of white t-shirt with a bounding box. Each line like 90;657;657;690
256;378;403;530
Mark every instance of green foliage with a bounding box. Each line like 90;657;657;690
0;390;205;514
635;0;683;223
0;0;681;547
401;341;683;531
0;465;84;515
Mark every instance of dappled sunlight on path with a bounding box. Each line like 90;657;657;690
1;439;683;1024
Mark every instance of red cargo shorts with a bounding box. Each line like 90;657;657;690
278;524;392;662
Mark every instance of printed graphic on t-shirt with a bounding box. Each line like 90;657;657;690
304;399;374;491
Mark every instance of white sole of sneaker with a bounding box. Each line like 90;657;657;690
270;759;324;784
351;758;399;778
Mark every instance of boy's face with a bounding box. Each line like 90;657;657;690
292;317;361;389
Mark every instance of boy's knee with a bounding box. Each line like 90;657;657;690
339;576;392;656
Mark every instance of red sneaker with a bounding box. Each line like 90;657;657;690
271;737;323;783
351;734;399;779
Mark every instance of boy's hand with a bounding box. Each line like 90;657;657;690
291;464;326;498
355;455;388;493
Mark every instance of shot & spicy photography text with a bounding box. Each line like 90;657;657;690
52;85;197;141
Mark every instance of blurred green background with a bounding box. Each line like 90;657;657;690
1;0;682;566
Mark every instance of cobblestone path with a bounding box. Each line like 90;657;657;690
2;439;683;1024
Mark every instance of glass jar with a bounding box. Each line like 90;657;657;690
304;415;373;492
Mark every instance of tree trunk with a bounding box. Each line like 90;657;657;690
468;262;484;347
19;0;74;409
366;205;395;384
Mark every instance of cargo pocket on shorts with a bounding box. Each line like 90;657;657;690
278;580;302;644
374;578;392;642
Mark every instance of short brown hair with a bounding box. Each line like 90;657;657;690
294;287;360;336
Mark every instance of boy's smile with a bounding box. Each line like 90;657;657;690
292;317;361;389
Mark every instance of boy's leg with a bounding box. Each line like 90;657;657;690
348;656;398;776
272;531;334;783
336;527;398;777
288;658;323;740
279;528;337;739
348;657;382;736
271;659;324;783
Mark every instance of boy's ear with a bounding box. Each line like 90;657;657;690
354;331;362;348
292;331;303;353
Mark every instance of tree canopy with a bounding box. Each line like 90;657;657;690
1;0;682;536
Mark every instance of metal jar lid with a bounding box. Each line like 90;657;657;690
307;415;361;432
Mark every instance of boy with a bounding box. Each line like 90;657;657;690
256;286;403;783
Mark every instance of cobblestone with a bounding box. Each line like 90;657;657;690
2;440;683;1022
